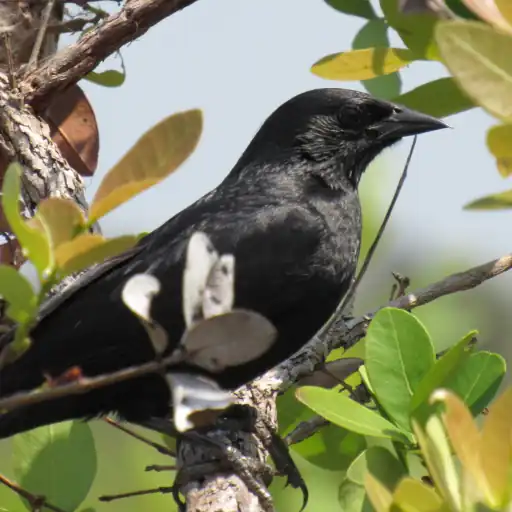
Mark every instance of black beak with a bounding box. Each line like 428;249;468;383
372;107;448;141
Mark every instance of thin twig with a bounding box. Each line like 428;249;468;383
27;0;56;72
103;417;176;457
2;33;16;90
99;486;174;502
342;138;417;322
0;473;66;512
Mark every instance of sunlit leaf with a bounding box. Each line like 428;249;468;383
394;77;474;118
392;477;446;512
55;234;138;277
0;265;37;324
352;19;402;99
296;386;413;443
85;69;126;88
412;417;461;510
12;421;97;512
365;472;393;512
326;0;377;19
444;351;506;415
366;308;435;431
462;0;512;34
436;21;512;122
495;0;512;26
380;0;440;59
410;330;475;413
431;389;489;501
312;48;415;81
480;387;512;507
90;109;203;222
36;198;86;249
486;124;512;177
465;189;512;210
2;163;51;276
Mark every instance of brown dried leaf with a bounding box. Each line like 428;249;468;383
0;239;25;269
44;84;99;177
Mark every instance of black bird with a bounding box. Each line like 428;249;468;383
0;88;446;438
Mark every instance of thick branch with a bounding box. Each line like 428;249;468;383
21;0;200;108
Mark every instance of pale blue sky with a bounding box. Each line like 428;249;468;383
68;0;509;282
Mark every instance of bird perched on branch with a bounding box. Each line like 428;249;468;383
0;88;446;438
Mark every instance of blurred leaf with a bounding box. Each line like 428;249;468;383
366;308;435;431
2;163;51;276
90;109;203;222
436;21;512;122
296;386;412;443
380;0;440;59
55;234;138;276
495;0;512;26
339;478;368;512
278;385;315;434
431;390;487;498
0;265;37;324
36;198;86;249
394;77;474;118
444;351;506;415
392;477;445;511
45;84;99;178
461;0;512;34
86;69;126;88
486;124;512;177
480;387;512;507
412;417;461;510
352;447;406;490
311;48;415;81
446;0;480;19
12;421;97;512
410;330;475;413
464;189;512;210
326;0;377;19
365;472;393;512
352;19;402;99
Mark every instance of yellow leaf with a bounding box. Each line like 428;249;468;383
90;109;203;222
365;472;393;512
412;418;461;511
487;124;512;177
431;389;489;502
55;234;138;277
36;198;86;249
311;48;415;81
462;0;512;34
495;0;512;27
436;21;512;122
480;387;512;508
393;477;446;512
464;189;512;210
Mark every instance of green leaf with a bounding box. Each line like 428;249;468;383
436;21;512;122
464;189;512;210
486;124;512;177
2;163;51;276
12;421;97;512
311;48;415;81
365;308;436;431
394;77;474;118
352;19;403;99
338;478;368;512
444;351;506;415
296;386;412;443
350;447;406;490
410;330;476;413
85;69;126;88
0;265;37;324
325;0;376;19
380;0;439;59
90;109;203;222
55;234;138;277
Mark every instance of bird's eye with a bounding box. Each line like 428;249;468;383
337;105;363;130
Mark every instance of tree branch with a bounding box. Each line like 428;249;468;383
21;0;200;108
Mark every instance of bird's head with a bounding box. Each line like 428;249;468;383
233;88;447;189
